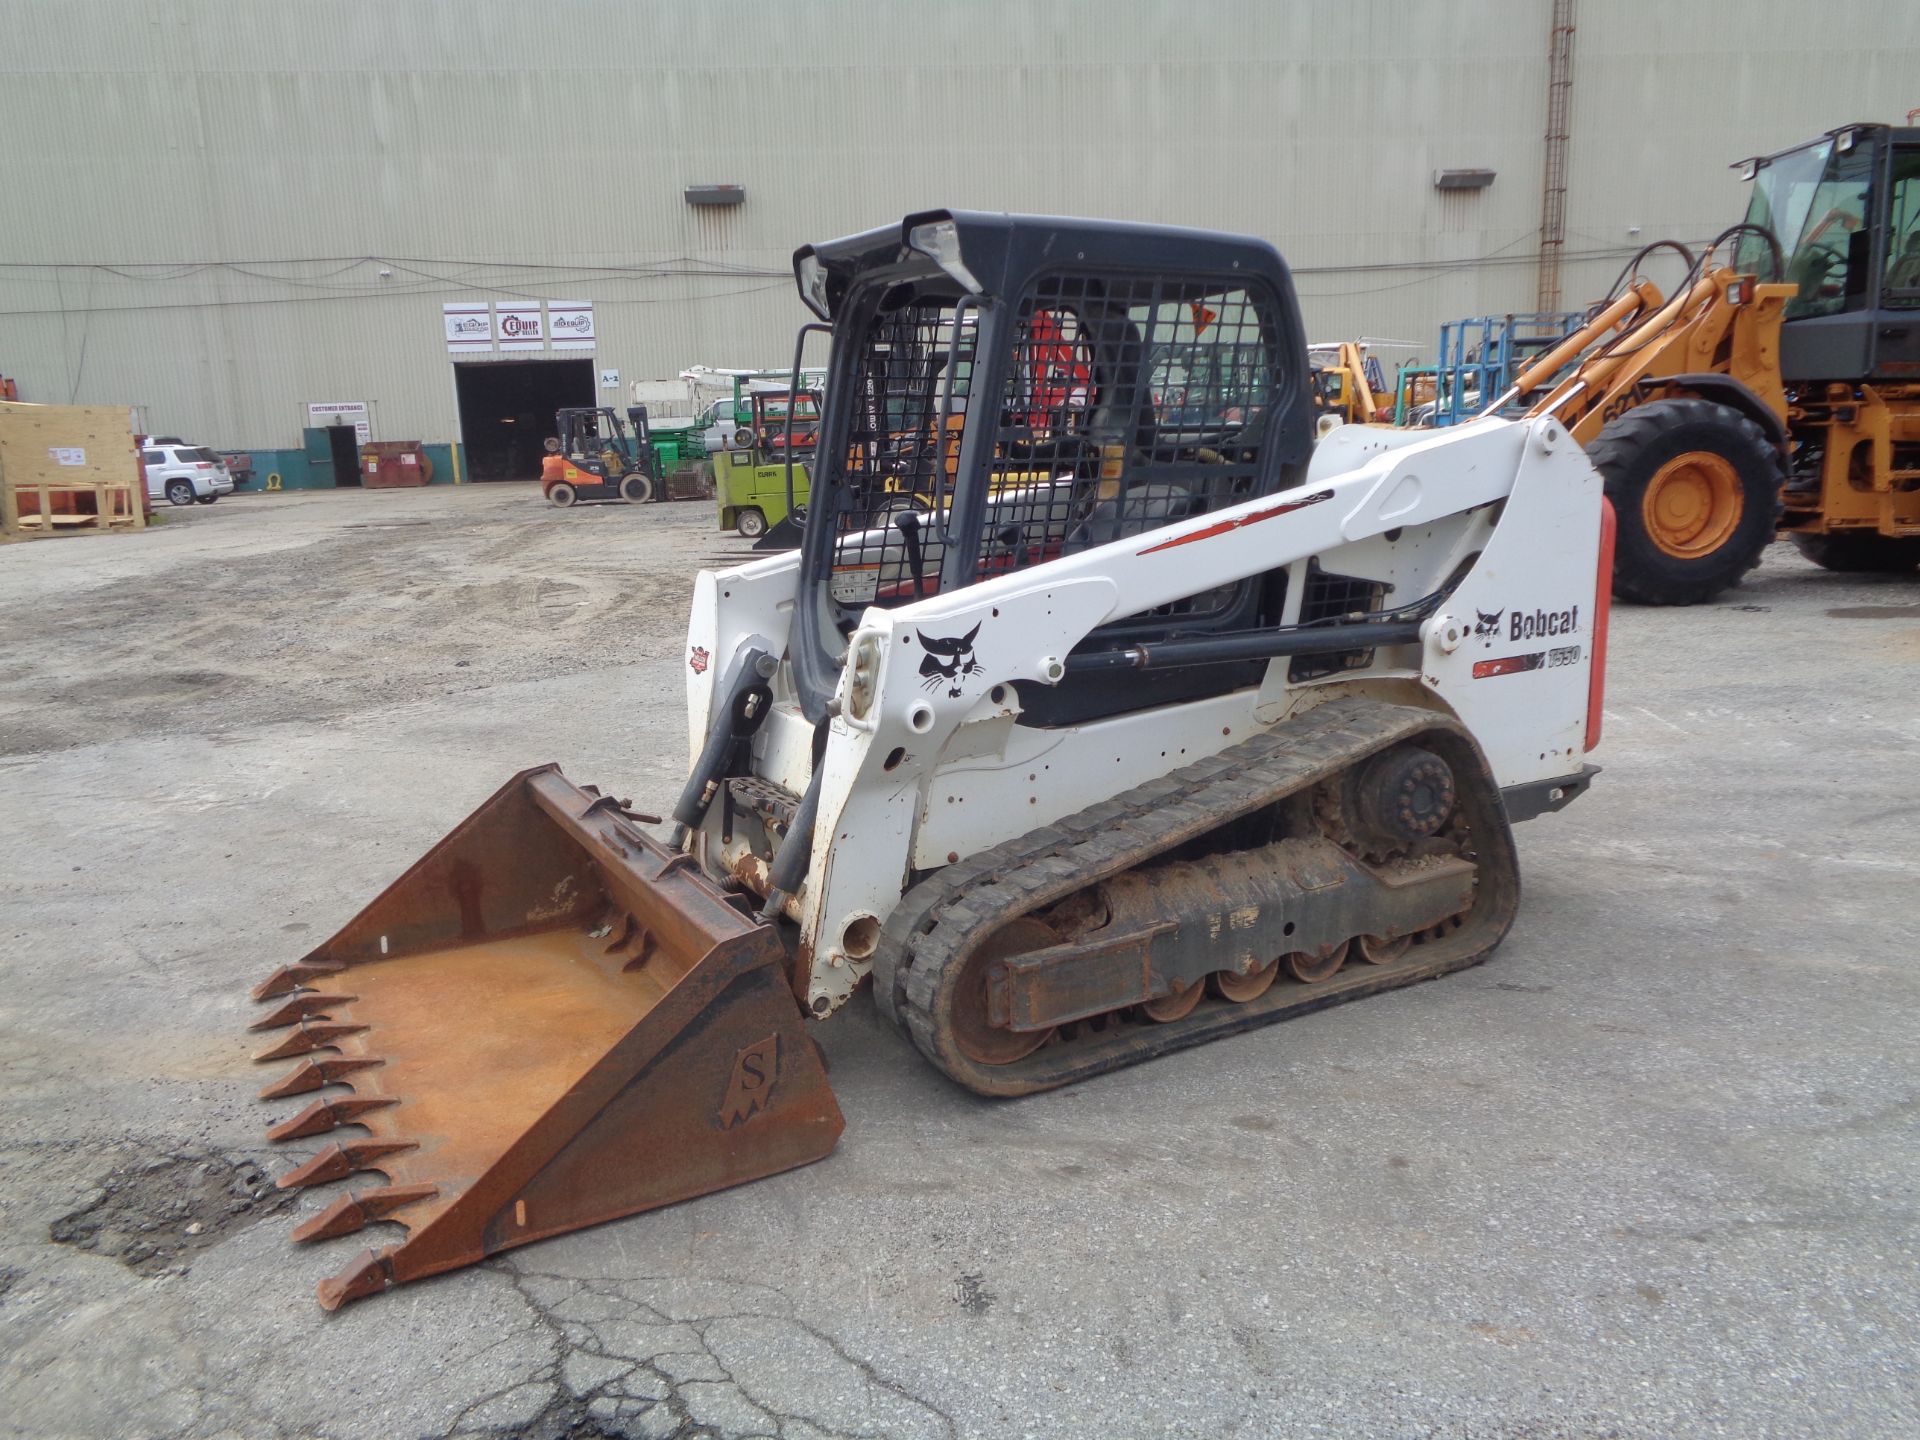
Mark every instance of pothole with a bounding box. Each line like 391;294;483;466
49;1150;294;1277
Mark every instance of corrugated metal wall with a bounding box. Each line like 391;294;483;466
1;0;1915;448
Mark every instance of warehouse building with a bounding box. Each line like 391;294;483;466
2;0;1915;485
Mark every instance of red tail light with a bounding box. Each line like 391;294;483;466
1586;497;1616;752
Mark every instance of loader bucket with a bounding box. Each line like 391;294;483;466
248;766;843;1310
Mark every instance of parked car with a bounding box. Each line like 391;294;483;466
141;444;235;506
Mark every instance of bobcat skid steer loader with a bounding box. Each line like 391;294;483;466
250;211;1612;1308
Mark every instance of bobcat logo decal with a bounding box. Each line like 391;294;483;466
1473;608;1504;638
918;623;983;698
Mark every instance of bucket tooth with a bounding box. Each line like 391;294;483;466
292;1184;439;1243
258;1056;383;1100
252;962;346;1002
250;994;354;1031
277;1140;418;1191
253;1019;369;1063
267;1095;395;1142
317;1250;395;1312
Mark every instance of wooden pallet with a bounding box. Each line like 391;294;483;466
0;401;147;540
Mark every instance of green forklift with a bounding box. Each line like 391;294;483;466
714;384;819;542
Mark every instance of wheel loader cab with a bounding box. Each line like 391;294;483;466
788;211;1316;726
1736;123;1920;381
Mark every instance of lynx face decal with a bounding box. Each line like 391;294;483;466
917;624;983;698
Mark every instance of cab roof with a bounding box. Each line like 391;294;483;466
792;209;1296;320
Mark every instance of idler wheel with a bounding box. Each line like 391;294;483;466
1282;939;1350;984
951;918;1058;1065
1212;960;1280;1003
1140;976;1204;1022
1356;933;1412;965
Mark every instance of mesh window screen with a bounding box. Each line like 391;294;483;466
1288;566;1389;681
824;273;1283;621
826;301;978;610
976;274;1281;618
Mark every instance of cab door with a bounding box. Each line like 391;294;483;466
1776;132;1880;382
1873;138;1920;379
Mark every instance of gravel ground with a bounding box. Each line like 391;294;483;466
1;483;1916;1440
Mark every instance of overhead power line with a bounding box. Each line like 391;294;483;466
0;239;1705;318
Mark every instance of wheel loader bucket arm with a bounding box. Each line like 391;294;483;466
250;766;842;1308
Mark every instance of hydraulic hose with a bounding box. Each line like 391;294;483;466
666;647;774;851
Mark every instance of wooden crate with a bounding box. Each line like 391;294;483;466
0;401;147;540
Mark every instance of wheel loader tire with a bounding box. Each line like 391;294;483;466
1788;531;1920;573
547;482;577;508
620;473;654;504
735;507;767;539
1588;398;1783;606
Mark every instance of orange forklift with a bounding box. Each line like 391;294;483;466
542;406;660;507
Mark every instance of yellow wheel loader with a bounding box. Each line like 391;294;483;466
1501;121;1920;604
250;211;1614;1308
1307;340;1392;428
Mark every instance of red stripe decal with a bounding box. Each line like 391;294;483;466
1472;652;1546;679
1136;488;1336;555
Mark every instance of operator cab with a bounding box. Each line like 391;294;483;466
784;211;1318;727
746;384;822;456
1735;122;1920;381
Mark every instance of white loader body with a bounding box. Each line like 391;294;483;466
687;414;1606;1019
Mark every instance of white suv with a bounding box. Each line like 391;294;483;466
142;444;235;506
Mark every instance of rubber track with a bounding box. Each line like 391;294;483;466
871;696;1520;1096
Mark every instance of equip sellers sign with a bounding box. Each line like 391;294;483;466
495;305;545;351
549;300;595;350
308;401;371;444
443;302;491;354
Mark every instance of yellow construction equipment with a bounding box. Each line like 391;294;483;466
1307;341;1399;427
1505;121;1920;602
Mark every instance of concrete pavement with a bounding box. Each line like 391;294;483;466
2;485;1915;1438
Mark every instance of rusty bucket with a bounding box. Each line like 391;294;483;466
249;766;843;1309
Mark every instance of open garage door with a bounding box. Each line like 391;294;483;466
455;359;594;482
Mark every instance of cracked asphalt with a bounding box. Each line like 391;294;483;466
2;485;1917;1439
